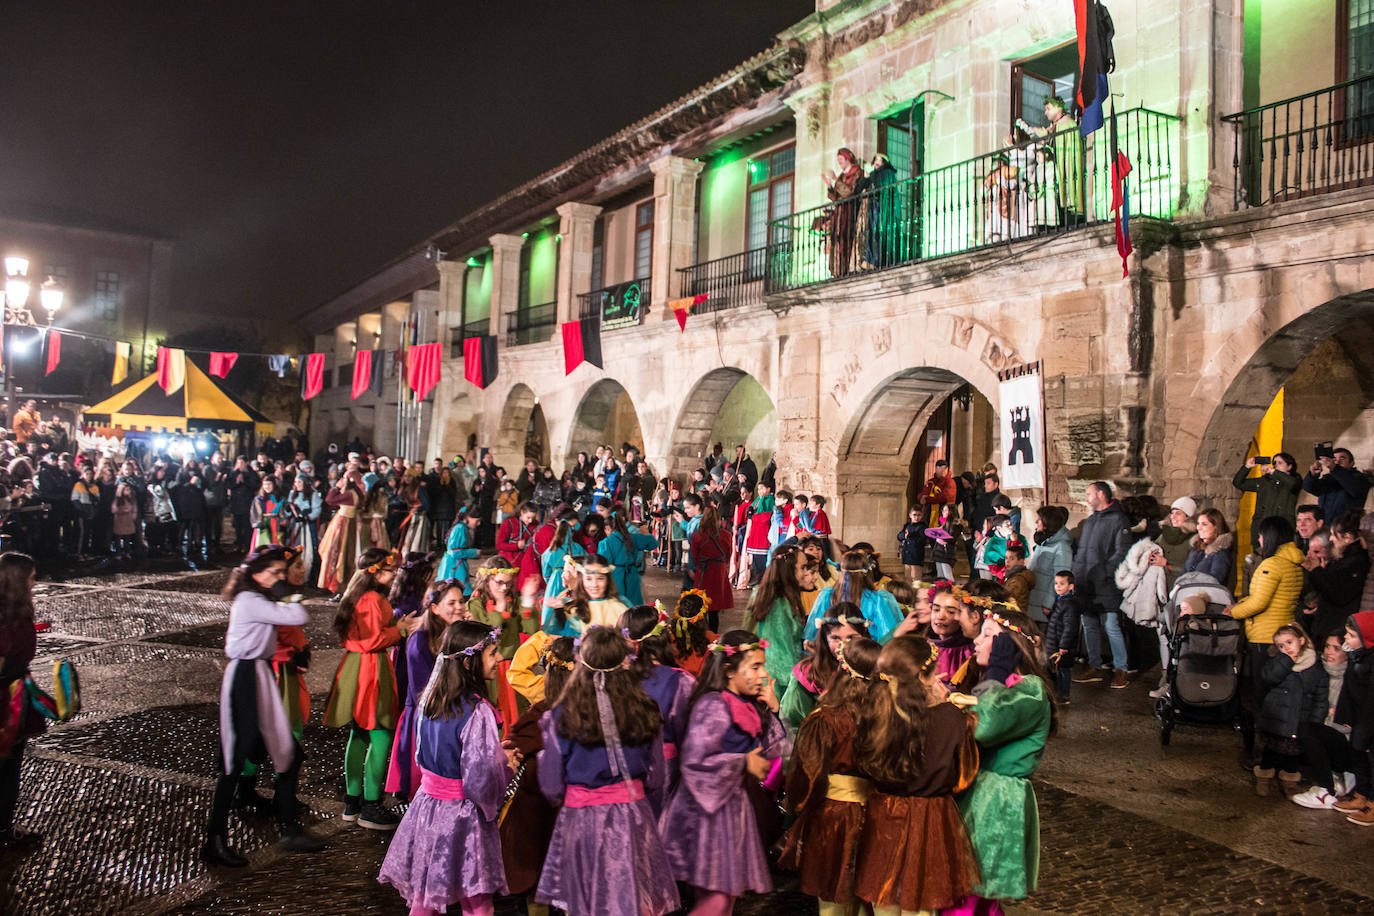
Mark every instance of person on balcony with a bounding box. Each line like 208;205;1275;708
1017;96;1083;227
821;148;865;278
983;152;1032;244
859;152;900;268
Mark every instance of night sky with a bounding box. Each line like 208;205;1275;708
0;1;814;332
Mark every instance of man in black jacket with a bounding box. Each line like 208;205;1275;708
1304;448;1371;524
172;471;208;568
227;457;260;552
1072;481;1134;688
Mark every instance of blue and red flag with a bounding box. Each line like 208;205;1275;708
1074;0;1112;137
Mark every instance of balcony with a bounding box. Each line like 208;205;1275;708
505;302;556;347
449;317;491;356
677;248;767;313
577;277;650;329
1223;74;1374;209
765;106;1180;294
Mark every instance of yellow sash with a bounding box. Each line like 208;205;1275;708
825;773;871;803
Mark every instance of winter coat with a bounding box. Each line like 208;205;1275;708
1232;466;1301;546
1308;543;1371;641
1334;611;1374;751
1229;541;1304;644
1183;532;1234;586
1003;566;1036;614
1302;466;1372;522
1027;527;1074;616
1154;522;1195;589
1044;591;1085;657
532;478;562;509
1070;501;1133;609
897;522;924;566
1258;647;1326;739
1115;538;1168;625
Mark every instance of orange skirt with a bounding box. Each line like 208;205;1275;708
853;791;979;912
779;796;866;902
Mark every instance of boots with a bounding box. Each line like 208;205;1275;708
342;794;362;823
1277;770;1302;796
200;834;248;868
277;820;327;853
1253;766;1275;797
233;775;272;817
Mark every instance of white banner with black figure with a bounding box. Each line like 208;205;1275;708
997;361;1046;490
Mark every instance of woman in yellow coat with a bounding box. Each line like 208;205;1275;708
1228;516;1305;696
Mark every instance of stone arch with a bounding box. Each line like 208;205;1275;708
1190;289;1374;509
834;367;998;549
493;383;547;469
666;368;778;476
565;378;646;464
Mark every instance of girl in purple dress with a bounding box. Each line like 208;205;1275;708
379;621;512;916
660;629;793;915
385;578;473;800
619;603;695;792
536;625;680;916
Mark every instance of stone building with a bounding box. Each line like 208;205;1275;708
302;0;1374;549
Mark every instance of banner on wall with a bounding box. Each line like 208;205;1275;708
997;360;1046;491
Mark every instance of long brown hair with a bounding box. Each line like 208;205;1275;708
687;629;767;715
0;552;36;625
333;547;393;640
671;590;712;660
813;603;871;687
856;635;940;785
835;550;876;604
556;554;620;628
555;625;662;746
819;635;880;711
619;604;677;678
987;609;1059;737
422;621;495;720
542;636;576;703
422;580;468;655
751;544;804;623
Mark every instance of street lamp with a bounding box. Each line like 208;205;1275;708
3;255;64;425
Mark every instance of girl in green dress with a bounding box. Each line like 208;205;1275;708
955;608;1057;914
748;544;819;698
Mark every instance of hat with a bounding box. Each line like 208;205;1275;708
1180;594;1207;616
1170;496;1198;518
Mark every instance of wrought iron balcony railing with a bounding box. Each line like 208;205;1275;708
676;247;768;312
504;302;556;347
449;318;492;356
1222;74;1374;209
765;106;1180;294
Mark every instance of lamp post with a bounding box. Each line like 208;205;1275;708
3;255;64;431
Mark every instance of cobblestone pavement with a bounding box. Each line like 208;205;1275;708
3;564;1372;915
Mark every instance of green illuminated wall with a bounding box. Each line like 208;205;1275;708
1244;0;1336;109
464;257;491;322
696;126;795;263
526;229;559;306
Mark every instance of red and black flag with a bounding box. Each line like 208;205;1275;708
1074;0;1114;137
45;330;61;375
301;352;325;400
560;317;603;376
463;334;499;389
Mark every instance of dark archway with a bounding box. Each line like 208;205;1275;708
494;383;548;469
566;379;645;465
666;368;777;476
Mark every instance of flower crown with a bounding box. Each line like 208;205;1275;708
675;589;711;619
707;638;768;656
818;613;868;630
989;610;1039;645
365;550;401;575
834;640;869;681
238;543;287;570
401;553;435;571
925;579;954;604
477;565;519;577
569;556;615;575
950;585;1019;614
623;602;670;643
541;646;575;671
454;627;498;658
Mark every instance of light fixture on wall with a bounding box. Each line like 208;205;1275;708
952;384;972;411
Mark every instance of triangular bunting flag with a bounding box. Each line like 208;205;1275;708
302;353;325;400
45;330;61;375
157;347;186;395
561;318;604;375
351;349;373;400
208;351;239;378
406;342;442;400
668;294;709;332
112;341;131;385
463;335;498;389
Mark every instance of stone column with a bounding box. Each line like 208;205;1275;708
437;260;466;336
1178;0;1245;216
783;81;833;213
648;156;704;313
487;233;525;339
555;202;603;325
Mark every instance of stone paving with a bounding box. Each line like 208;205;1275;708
3;564;1372;915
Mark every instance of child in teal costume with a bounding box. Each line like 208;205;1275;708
954;607;1055;914
435;511;479;589
803;551;903;644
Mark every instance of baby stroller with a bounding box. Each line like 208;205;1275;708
1154;572;1254;750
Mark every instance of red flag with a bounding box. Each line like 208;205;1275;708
302;353;325;400
463;335;498;389
1111;151;1133;278
208;351;238;378
351;349;373;400
561;318;603;375
406;342;442;400
45;330;61;375
668;294;709;332
157;346;186;394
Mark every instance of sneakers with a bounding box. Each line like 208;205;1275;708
1072;667;1108;683
1334;793;1369;812
357;801;400;831
1110;671;1129;689
1347;804;1374;827
341;794;362;823
1290;786;1338;809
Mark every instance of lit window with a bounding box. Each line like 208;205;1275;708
94;270;120;321
635;201;654;279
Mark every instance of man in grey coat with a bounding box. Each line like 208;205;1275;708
1072;480;1134;688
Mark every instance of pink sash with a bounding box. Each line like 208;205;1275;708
662;742;678;760
420;770;467;801
564;779;645;808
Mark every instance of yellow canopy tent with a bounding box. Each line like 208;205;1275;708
83;358;275;435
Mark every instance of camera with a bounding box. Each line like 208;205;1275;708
1252;456;1271;465
1315;442;1335;460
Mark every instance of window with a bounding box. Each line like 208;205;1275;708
517;239;532;310
1010;43;1077;135
589;218;604;292
94;270;120;321
879;104;923;181
1339;0;1374;139
634;201;654;279
745;145;795;274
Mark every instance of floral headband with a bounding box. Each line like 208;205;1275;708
925;579;954;604
707;638;768;656
989;611;1039;644
366;550;401;575
455;627;498;658
835;641;869;681
541;646;575;671
950;585;1019;614
675;589;711;619
238;543;287;570
401;553;435;571
623;602;670;643
477;565;519;577
819;613;868;630
569;556;615;575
